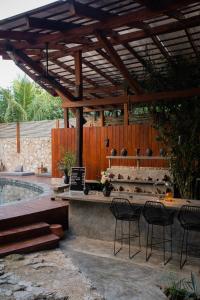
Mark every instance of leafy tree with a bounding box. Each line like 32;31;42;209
27;89;63;121
1;87;27;122
126;56;200;199
0;75;63;123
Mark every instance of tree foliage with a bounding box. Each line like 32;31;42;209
128;56;200;199
0;75;63;123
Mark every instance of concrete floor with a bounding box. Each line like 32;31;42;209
60;236;200;300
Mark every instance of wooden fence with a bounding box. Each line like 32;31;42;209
52;124;168;179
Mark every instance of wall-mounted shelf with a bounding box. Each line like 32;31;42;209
110;179;165;185
106;156;170;168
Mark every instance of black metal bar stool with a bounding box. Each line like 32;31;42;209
142;201;174;265
178;205;200;269
110;198;142;259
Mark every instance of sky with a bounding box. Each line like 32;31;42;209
0;0;55;89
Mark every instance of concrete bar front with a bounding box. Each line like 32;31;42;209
57;192;200;254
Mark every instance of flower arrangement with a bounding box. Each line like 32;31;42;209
101;171;113;185
101;171;114;196
101;171;109;185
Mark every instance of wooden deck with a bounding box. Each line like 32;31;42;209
0;197;69;230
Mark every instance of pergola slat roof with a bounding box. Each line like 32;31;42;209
0;0;200;108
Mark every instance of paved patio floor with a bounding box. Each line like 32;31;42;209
60;236;200;300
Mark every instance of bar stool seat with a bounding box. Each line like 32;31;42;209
116;211;140;221
149;214;174;226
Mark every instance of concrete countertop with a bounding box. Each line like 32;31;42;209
55;191;200;209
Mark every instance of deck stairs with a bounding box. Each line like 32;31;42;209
0;222;59;257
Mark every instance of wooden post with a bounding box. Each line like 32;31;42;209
55;119;60;128
124;103;129;125
99;110;104;127
75;50;83;167
16;122;20;153
76;107;83;166
63;108;69;128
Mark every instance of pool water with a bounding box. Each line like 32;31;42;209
0;178;43;205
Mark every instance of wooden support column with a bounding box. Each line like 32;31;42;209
99;111;104;127
124;103;129;125
55;119;60;128
63;108;69;128
16;122;20;153
124;90;129;125
75;50;83;167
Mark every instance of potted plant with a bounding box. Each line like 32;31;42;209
101;171;113;197
57;151;76;184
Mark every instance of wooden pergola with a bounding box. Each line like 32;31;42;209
0;0;199;165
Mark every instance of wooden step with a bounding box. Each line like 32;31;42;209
0;234;60;257
0;222;50;244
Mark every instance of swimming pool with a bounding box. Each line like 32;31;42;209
0;178;44;205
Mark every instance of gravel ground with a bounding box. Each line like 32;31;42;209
0;250;105;300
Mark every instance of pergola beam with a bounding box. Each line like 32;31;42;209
82;58;119;87
0;30;42;42
123;42;151;72
49;57;97;88
36;0;198;45
84;85;122;94
167;11;199;58
69;0;111;21
47;14;200;60
26;16;80;31
142;24;172;62
63;95;128;108
96;32;142;94
6;45;75;101
62;87;200;108
16;62;57;96
26;17;92;45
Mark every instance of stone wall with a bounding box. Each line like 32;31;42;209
0;137;51;173
107;166;171;195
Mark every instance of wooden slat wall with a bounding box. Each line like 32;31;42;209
52;125;168;179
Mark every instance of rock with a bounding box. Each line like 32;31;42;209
24;258;45;266
7;275;19;285
5;289;12;296
0;279;7;285
0;272;12;279
18;280;32;288
12;284;26;292
13;291;35;300
54;292;69;300
0;264;5;275
32;283;41;287
6;254;25;261
32;262;56;270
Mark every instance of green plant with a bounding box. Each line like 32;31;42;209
164;273;200;300
124;55;200;199
0;75;64;123
57;151;76;175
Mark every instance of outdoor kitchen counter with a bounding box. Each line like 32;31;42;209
56;191;200;209
56;192;200;253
